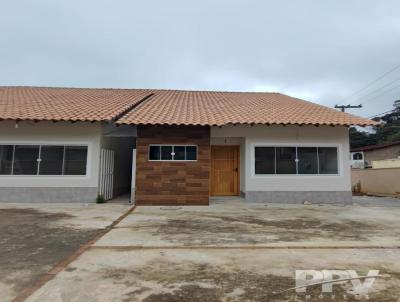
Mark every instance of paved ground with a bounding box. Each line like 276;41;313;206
17;196;400;302
0;203;131;302
94;197;400;248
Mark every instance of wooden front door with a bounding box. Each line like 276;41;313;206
210;146;240;196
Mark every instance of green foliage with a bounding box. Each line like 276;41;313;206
394;99;400;110
349;100;400;149
96;194;106;204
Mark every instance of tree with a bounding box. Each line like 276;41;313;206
394;99;400;111
349;100;400;148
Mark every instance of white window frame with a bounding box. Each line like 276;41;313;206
251;143;341;177
0;141;90;178
148;144;198;162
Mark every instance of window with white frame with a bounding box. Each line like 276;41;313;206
254;146;338;175
149;145;197;161
0;144;88;176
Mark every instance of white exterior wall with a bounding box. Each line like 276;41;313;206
211;125;351;202
0;121;101;188
0;121;102;202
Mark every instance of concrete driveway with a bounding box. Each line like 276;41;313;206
94;196;400;248
0;202;131;302
8;197;400;301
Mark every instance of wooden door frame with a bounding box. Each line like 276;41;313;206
210;145;240;196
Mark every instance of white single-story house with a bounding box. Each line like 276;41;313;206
0;87;375;205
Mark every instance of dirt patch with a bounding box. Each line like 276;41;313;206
0;208;98;297
98;260;399;302
146;213;379;245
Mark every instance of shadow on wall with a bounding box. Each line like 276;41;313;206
102;136;135;198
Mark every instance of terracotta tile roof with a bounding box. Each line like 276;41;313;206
117;90;376;126
0;86;376;126
0;86;152;122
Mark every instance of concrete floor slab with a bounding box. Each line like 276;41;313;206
27;248;400;302
5;196;400;301
0;203;131;302
95;201;400;248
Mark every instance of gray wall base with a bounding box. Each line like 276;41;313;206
245;191;353;204
0;187;98;203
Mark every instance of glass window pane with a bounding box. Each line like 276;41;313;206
174;146;185;160
186;146;197;160
297;147;318;174
276;147;297;174
39;146;64;175
0;145;13;175
161;146;173;160
64;146;87;175
255;147;275;174
149;146;160;160
318;147;338;174
13;145;39;175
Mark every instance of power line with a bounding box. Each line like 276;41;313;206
368;109;395;119
359;82;400;106
351;76;400;105
342;62;400;103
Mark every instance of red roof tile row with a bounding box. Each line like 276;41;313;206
0;86;376;126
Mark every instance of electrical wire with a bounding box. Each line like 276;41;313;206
368;109;395;119
342;63;400;103
358;82;400;106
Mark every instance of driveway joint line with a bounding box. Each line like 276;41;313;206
11;205;136;302
89;245;400;250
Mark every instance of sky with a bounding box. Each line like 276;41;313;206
1;0;400;118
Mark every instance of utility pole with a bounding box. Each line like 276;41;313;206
334;104;362;112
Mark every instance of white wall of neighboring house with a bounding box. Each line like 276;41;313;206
211;125;352;203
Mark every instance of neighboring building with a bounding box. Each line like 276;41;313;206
0;87;375;205
351;141;400;168
372;158;400;169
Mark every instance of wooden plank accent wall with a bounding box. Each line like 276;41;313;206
135;125;210;205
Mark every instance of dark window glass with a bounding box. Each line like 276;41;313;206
255;147;275;174
276;147;297;174
174;146;185;160
353;152;363;160
149;146;160;160
0;145;13;175
186;146;197;160
13;145;39;175
161;146;173;160
298;147;318;174
318;147;338;174
39;146;64;175
64;146;87;175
